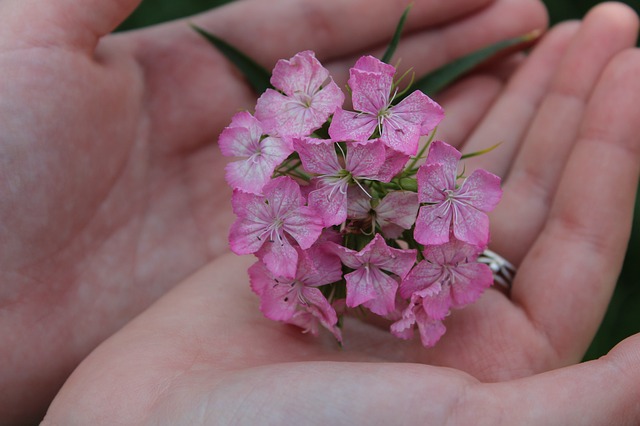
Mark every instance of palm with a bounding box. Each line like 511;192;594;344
49;5;640;424
2;0;639;423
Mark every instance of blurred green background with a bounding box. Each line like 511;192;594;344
119;0;640;360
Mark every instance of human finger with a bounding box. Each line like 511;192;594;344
325;0;548;87
123;0;546;154
485;333;640;425
510;48;640;362
457;21;580;175
188;0;501;66
0;0;142;51
490;2;640;264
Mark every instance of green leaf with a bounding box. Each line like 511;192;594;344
398;29;542;99
460;142;502;160
381;3;413;64
191;24;271;94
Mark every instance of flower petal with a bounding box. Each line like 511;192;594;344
451;202;490;247
449;262;494;308
271;51;329;97
345;140;386;178
416;162;449;204
349;66;393;114
414;203;452;246
283;205;323;249
248;261;298;321
457;169;502;212
374;147;409;182
328;108;377;142
415;310;446;347
308;183;348;226
345;266;398;315
294;139;341;175
376;191;419;236
399;260;443;299
258;236;299;278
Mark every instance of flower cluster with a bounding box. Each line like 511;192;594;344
221;51;502;347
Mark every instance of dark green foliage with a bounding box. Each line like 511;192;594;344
191;25;272;94
381;4;412;64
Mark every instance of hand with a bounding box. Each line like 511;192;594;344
41;2;640;424
0;0;551;422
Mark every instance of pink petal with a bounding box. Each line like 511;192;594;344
309;81;344;121
399;260;443;299
353;55;396;77
426;140;461;168
376;191;419;236
374;147;409;182
349;66;393;114
228;216;268;255
308;183;348;226
283;205;324;250
380;119;421;156
457;169;502;212
270;51;329;97
266;176;305;213
416;94;445;135
218;112;264;156
449;262;494;308
300;286;340;331
420;284;451;320
414;203;452;246
258;51;344;138
416;163;450;204
297;245;343;288
218;126;257;158
451;202;490;247
381;91;439;155
346;186;372;219
345;140;386;177
424;140;460;187
294;139;341;175
258;236;299;278
224;158;275;194
248;261;298;321
362;234;416;279
414;310;447;347
255;89;320;137
390;305;416;340
328;108;377;142
345;266;398;315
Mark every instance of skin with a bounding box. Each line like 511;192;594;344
0;0;638;424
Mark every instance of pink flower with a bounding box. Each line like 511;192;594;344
229;176;323;278
219;111;293;194
295;138;386;226
249;246;343;342
399;239;494;319
329;55;444;155
374;147;410;182
331;234;416;315
414;141;502;247
391;239;493;347
390;295;446;347
255;51;344;138
347;189;419;239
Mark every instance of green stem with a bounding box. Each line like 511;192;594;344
405;128;437;174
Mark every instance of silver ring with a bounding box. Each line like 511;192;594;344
477;249;516;292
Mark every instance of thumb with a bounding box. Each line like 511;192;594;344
1;0;142;51
490;333;640;425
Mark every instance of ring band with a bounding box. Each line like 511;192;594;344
477;249;516;292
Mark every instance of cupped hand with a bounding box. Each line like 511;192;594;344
0;0;554;422
38;1;640;424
